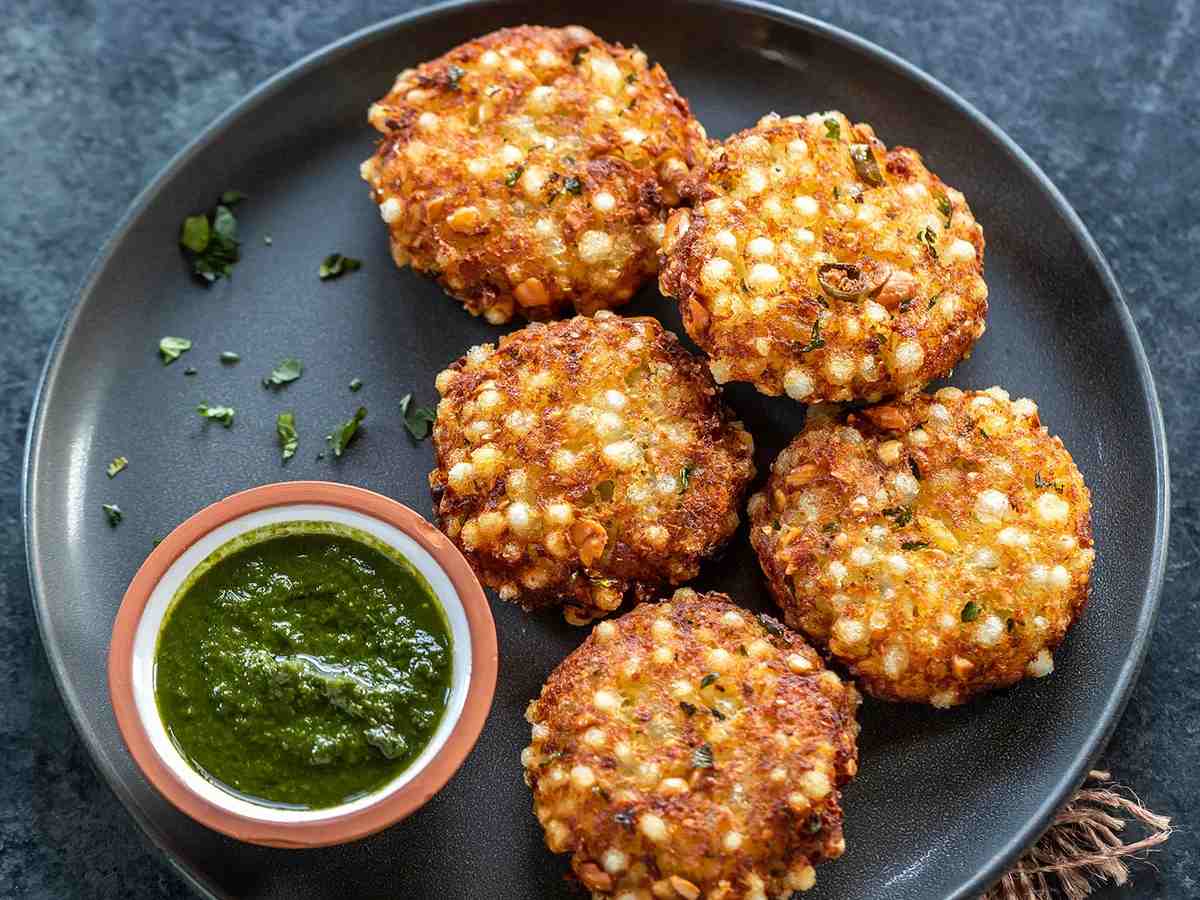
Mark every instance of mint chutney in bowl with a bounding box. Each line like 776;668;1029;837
108;482;498;847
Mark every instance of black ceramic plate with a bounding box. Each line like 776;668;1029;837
23;1;1168;898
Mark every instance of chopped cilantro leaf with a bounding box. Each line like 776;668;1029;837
196;403;235;427
158;336;192;365
917;225;939;257
264;358;303;388
102;503;122;526
319;253;362;280
799;317;826;353
180;196;242;283
349;378;363;392
327;407;367;457
679;701;697;717
505;165;524;188
901;541;929;551
937;194;952;225
276;411;298;462
106;456;128;478
692;743;714;769
758;613;786;637
564;176;583;194
219;351;240;364
572;47;589;65
679;464;693;493
401;393;437;441
446;64;466;89
882;506;913;527
961;601;982;622
1035;471;1064;492
824;118;840;140
184;366;197;376
699;673;719;689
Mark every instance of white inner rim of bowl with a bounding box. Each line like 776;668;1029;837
130;502;473;823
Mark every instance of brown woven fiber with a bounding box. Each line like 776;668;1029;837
984;771;1172;899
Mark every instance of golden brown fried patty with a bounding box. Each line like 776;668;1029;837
430;313;755;624
748;387;1095;706
524;591;860;898
660;111;988;403
362;25;710;323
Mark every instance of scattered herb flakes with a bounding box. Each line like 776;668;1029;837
564;175;583;194
219;351;240;364
823;117;840;140
505;165;524;188
401;393;437;441
882;505;913;527
263;234;273;246
692;743;715;769
678;464;693;493
821;521;840;534
319;253;362;280
264;357;303;388
180;196;242;283
184;366;197;376
102;503;123;526
328;407;367;457
901;541;929;551
158;336;192;364
908;457;922;480
572;47;589;65
106;456;128;478
805;814;824;834
699;672;719;689
917;225;939;257
979;426;990;439
446;63;466;89
349;378;363;392
1035;471;1064;492
758;613;786;637
799;317;825;353
961;600;982;623
937;194;952;226
273;412;298;462
614;810;635;828
152;537;162;547
625;71;637;84
679;701;698;717
197;403;235;427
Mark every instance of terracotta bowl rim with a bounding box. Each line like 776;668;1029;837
107;480;498;848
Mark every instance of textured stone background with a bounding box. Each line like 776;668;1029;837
2;1;1196;897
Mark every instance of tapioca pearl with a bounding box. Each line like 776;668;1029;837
701;257;734;289
787;138;809;157
884;553;909;575
826;353;855;384
1027;565;1050;588
974;489;1011;524
590;190;615;212
827;560;848;586
1058;534;1078;552
747;236;775;258
1012;397;1038;417
944;238;977;264
971;547;1000;569
863;301;889;324
931;690;959;708
792;227;815;244
1027;649;1054;677
882;645;909;678
1048;565;1071;589
742;167;768;194
900;182;929;201
1035;492;1071;524
746;263;782;292
792;194;819;218
740;134;770;155
927;403;951;425
592;689;620;712
893;340;925;373
893;472;920;500
713;229;738;254
975;615;1005;646
997;527;1031;548
849;545;875;566
937;292;960;317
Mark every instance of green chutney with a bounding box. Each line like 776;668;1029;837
154;521;453;809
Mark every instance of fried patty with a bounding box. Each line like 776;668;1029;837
430;312;755;624
362;25;710;323
660;111;988;403
524;591;861;898
748;387;1095;706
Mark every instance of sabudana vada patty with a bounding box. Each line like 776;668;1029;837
748;386;1095;707
362;25;710;324
524;591;861;899
429;312;755;624
660;111;988;403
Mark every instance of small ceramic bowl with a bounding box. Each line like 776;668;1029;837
108;481;497;848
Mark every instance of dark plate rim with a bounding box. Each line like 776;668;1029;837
21;1;1170;898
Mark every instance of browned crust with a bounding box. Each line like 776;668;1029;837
525;591;860;897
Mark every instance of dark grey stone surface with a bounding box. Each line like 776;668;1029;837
2;1;1195;897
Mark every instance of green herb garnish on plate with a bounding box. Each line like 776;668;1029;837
158;336;192;364
328;407;367;457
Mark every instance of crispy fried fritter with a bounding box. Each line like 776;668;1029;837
660;111;988;403
748;387;1095;706
524;591;860;898
362;25;710;323
430;313;755;624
